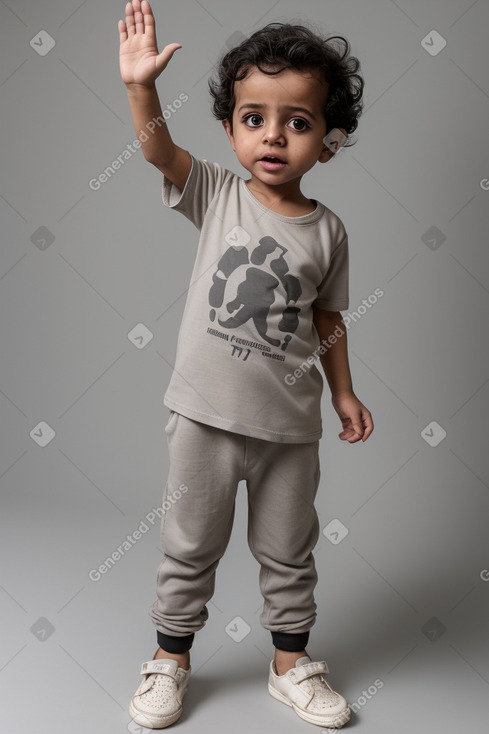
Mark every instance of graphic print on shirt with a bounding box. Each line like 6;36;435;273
208;236;301;360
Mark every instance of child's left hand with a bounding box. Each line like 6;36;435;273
331;391;374;443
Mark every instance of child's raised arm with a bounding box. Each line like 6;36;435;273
118;0;191;191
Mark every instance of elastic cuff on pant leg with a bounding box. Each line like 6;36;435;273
271;630;310;652
157;630;194;653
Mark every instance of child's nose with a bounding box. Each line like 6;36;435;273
263;124;285;143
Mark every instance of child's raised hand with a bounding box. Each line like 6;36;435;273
118;0;181;87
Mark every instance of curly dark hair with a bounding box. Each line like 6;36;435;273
208;22;364;147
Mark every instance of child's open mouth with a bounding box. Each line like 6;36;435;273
260;156;287;171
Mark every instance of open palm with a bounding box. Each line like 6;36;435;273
118;0;181;87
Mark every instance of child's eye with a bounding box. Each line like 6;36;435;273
289;118;310;131
243;114;263;127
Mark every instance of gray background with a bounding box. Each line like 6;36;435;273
1;0;488;731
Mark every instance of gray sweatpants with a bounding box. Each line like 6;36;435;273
149;410;321;652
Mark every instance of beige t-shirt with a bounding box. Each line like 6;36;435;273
161;153;349;443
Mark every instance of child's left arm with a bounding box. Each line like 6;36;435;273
312;306;374;443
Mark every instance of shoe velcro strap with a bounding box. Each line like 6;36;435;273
140;660;177;677
288;661;328;684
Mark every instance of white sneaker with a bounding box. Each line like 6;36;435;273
129;659;191;729
268;655;350;728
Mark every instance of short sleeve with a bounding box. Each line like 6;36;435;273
162;153;232;231
314;234;349;311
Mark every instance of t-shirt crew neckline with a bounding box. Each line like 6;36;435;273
239;178;323;224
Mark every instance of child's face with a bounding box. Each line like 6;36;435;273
222;66;343;192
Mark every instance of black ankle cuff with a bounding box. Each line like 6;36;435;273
156;631;194;653
271;630;310;651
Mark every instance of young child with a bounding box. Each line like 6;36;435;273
119;0;373;728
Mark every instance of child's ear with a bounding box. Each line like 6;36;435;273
319;127;347;162
222;119;236;151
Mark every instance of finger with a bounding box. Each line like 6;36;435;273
351;415;365;437
361;414;374;441
141;0;156;37
346;421;364;442
339;427;359;442
361;429;373;441
339;428;360;443
155;42;182;73
132;0;144;34
118;19;128;43
125;2;135;36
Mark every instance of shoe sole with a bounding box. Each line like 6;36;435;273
128;699;183;729
268;683;351;728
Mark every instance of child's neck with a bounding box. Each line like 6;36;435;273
244;179;316;217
